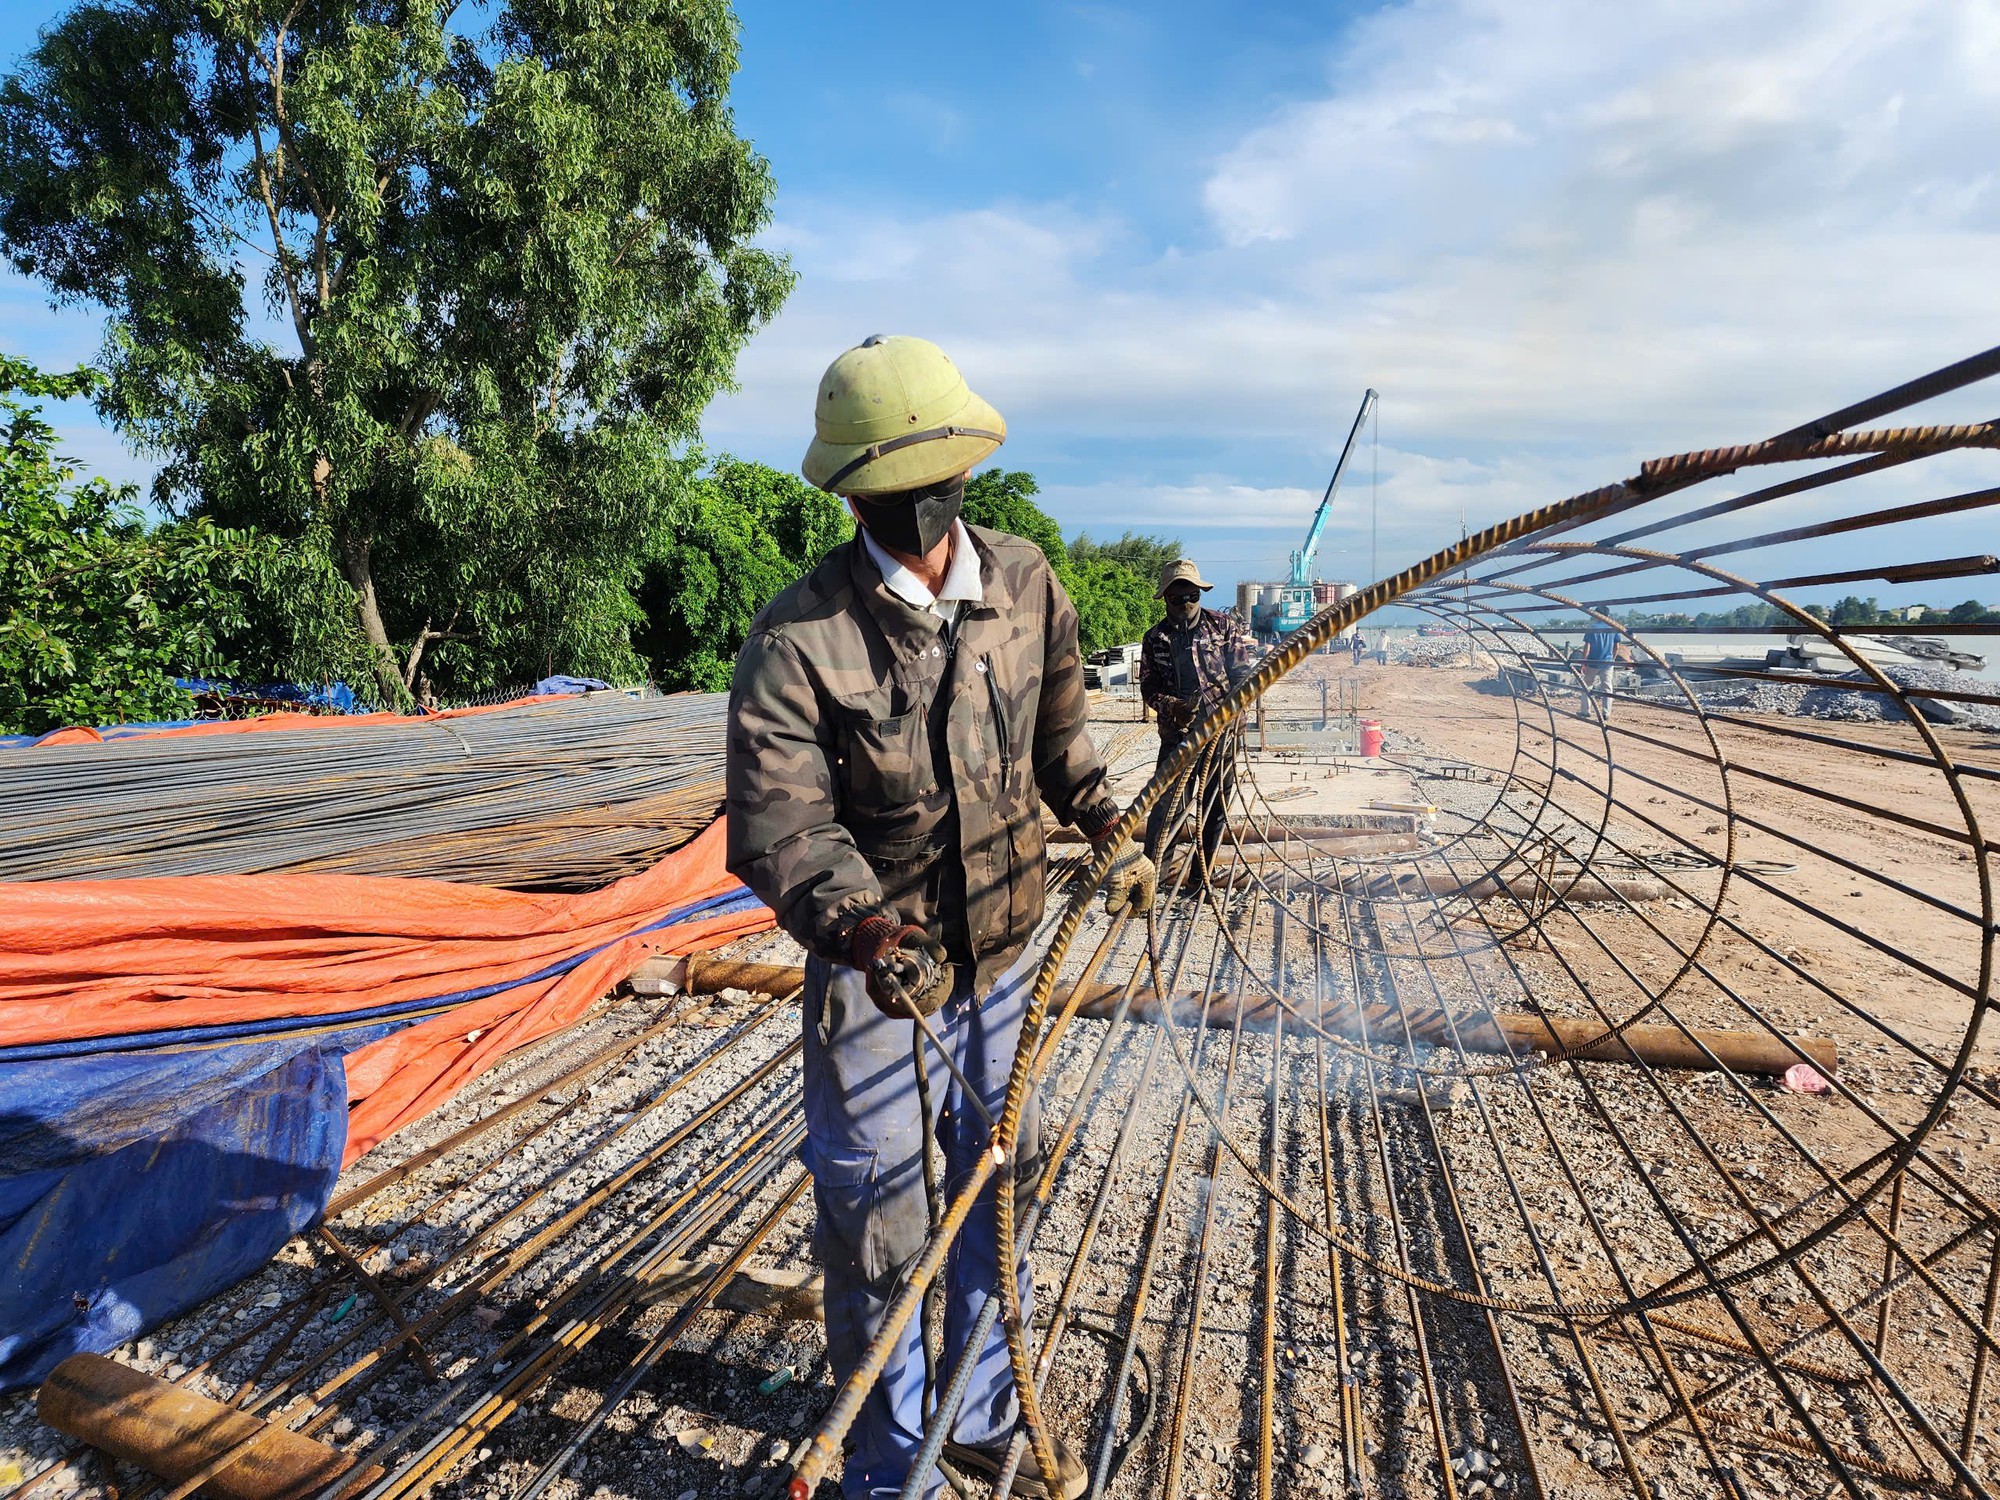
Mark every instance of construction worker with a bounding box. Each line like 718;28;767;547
1140;560;1259;886
726;335;1154;1500
1582;616;1621;720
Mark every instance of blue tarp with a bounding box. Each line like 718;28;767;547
177;678;362;714
0;1034;372;1389
0;886;759;1392
0;718;203;749
530;676;616;696
0;680;364;749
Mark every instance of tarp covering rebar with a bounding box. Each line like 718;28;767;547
0;819;773;1393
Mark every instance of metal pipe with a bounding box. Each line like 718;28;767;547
39;1357;382;1500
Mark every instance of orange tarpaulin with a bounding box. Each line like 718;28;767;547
13;693;580;750
0;820;775;1163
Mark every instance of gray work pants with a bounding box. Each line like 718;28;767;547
802;949;1044;1500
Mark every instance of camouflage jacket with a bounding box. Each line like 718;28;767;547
726;526;1119;990
1140;607;1260;735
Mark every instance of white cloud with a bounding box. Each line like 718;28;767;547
1195;0;2000;449
707;0;2000;517
16;0;1990;591
1044;480;1326;534
1037;438;1623;586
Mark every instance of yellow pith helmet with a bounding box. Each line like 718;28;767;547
802;334;1007;495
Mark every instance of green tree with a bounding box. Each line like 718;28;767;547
1068;553;1161;654
1829;595;1882;626
633;458;850;691
0;0;791;707
1947;599;1993;623
1070;530;1182;593
1615;602;1799;630
964;470;1073;585
0;353;273;734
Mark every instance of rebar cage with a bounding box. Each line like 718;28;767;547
793;348;2000;1500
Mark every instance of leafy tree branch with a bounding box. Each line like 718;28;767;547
1;0;792;706
0;352;277;735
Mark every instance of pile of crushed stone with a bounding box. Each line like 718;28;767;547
1673;663;2000;728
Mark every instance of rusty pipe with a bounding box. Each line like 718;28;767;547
1072;989;1837;1078
38;1355;381;1500
1371;870;1670;904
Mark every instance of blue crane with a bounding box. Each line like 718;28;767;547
1274;388;1379;636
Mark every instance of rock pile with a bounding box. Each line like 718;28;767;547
1677;663;1999;729
1795;662;2000;728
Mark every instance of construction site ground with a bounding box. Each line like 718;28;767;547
7;659;1997;1500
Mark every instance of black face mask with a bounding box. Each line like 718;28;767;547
853;474;965;557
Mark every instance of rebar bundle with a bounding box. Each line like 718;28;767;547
0;693;727;890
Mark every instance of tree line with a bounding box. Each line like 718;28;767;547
0;351;1173;732
0;0;1173;734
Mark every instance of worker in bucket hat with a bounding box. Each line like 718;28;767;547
728;335;1152;1499
1139;558;1259;888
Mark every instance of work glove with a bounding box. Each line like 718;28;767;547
1095;831;1158;917
849;914;955;1019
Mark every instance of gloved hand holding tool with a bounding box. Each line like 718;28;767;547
849;914;996;1130
1155;696;1196;735
851;916;954;1018
1091;827;1158;917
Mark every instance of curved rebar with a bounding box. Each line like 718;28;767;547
790;348;2000;1500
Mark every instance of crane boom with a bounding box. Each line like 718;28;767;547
1289;388;1379;585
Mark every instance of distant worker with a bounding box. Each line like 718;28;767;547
1140;560;1259;888
728;335;1152;1500
1582;615;1622;719
1350;630;1366;665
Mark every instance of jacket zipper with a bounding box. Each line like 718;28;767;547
983;656;1012;780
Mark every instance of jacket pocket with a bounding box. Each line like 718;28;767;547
859;831;946;925
1000;812;1046;948
835;703;934;809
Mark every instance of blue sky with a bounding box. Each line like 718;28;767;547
6;0;2000;601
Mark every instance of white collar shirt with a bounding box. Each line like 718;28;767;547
861;519;984;621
